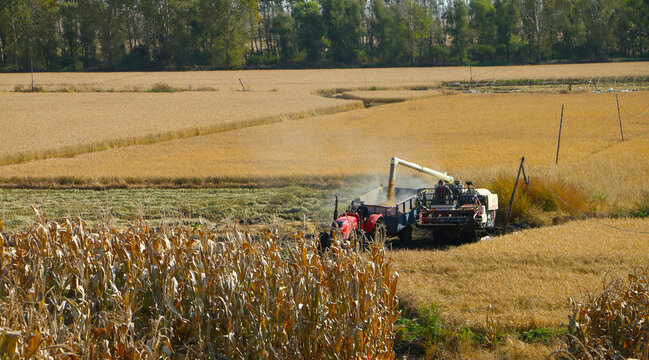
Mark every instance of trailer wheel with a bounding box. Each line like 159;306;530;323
399;226;413;245
369;220;387;245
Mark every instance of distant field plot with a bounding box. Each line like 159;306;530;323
341;89;441;103
0;91;361;164
1;62;648;92
3;91;646;207
392;218;649;331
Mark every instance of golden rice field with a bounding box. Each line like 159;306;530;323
391;218;649;332
0;91;361;164
1;62;647;170
341;89;441;103
1;62;648;92
3;90;647;209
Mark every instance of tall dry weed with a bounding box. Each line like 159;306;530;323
487;174;590;226
0;217;399;359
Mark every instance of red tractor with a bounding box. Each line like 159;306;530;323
322;195;390;250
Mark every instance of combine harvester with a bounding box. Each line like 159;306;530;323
323;157;498;248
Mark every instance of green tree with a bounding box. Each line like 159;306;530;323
271;11;296;63
368;0;396;63
469;0;497;62
494;0;518;62
470;0;496;45
399;0;432;64
199;0;258;68
59;0;80;69
519;0;545;63
30;0;59;70
320;0;363;62
95;0;127;68
622;0;649;56
0;0;23;68
293;1;326;62
580;0;623;60
76;0;99;69
447;0;470;64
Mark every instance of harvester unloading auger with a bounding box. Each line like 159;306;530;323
323;157;498;248
386;157;454;202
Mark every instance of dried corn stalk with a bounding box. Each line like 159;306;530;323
0;218;399;359
568;268;649;360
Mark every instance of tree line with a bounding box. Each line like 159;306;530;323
0;0;647;71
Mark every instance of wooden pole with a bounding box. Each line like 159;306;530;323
616;94;624;141
555;105;564;165
502;156;525;234
30;59;34;92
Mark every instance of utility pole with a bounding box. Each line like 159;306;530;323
616;94;624;141
555;105;564;164
503;156;528;234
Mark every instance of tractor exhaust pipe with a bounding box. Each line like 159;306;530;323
333;195;339;221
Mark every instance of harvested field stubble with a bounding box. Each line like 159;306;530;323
0;218;399;359
390;218;649;332
0;186;351;230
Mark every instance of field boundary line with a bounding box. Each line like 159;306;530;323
0;174;372;189
0;100;364;168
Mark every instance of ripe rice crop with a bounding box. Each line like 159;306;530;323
390;218;649;332
1;62;648;92
341;89;441;103
0;218;399;359
3;91;647;209
0;91;361;165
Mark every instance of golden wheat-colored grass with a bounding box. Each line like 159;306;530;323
390;218;649;333
1;63;647;174
549;134;649;209
341;89;441;103
3;91;646;203
1;62;648;92
0;91;361;163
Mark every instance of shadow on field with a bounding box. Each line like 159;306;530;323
385;227;505;251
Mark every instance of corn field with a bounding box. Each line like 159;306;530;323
565;268;649;359
0;216;399;359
